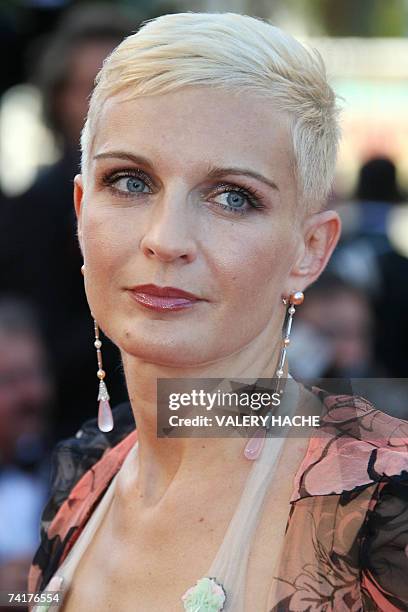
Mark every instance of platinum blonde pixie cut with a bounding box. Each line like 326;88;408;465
81;12;341;211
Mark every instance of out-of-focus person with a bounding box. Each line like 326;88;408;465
352;157;405;255
329;156;408;379
0;297;54;595
374;248;408;378
356;156;405;203
289;273;381;380
288;273;408;416
0;4;143;437
330;156;406;290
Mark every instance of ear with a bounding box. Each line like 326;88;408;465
73;174;84;255
286;209;341;293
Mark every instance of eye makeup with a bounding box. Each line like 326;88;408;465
97;164;269;216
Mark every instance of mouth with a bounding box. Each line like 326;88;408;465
127;284;203;312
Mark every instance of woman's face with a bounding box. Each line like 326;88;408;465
75;87;310;367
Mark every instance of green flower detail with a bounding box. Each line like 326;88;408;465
182;577;226;612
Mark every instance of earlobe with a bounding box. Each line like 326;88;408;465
73;174;84;254
290;210;342;289
73;174;84;219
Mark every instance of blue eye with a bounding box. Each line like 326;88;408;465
115;176;150;193
219;191;246;209
102;169;266;214
101;169;153;196
210;185;264;215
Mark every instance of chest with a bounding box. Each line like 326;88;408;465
59;437;309;612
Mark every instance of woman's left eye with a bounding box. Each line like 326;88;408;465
209;186;264;214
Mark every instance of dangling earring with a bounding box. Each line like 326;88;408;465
82;264;114;432
243;290;304;460
275;290;304;388
93;319;114;432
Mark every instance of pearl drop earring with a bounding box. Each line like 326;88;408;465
243;290;304;460
81;264;114;432
94;319;114;432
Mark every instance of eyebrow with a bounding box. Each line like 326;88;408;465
206;165;279;191
93;151;279;192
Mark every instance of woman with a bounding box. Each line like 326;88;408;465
27;12;408;611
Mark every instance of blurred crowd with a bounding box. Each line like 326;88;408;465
0;2;408;603
291;156;408;387
0;3;143;603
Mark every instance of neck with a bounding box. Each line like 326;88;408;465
120;327;289;505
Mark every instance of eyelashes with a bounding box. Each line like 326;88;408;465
101;168;154;192
208;183;266;214
99;167;267;215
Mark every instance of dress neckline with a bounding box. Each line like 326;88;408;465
35;378;302;612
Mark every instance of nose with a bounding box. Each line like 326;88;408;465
140;191;198;264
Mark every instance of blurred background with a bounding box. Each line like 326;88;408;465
1;0;408;604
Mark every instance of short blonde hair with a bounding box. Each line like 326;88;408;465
81;12;341;210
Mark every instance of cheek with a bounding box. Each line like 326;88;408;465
82;204;137;269
201;221;296;354
81;205;138;312
211;221;294;306
199;218;296;352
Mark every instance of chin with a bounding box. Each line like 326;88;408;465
123;345;213;368
107;313;252;368
116;329;216;368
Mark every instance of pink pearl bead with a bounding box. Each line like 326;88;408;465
289;291;304;305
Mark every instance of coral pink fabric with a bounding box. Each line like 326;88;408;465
28;387;408;610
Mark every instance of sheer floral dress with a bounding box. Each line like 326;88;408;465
28;385;408;611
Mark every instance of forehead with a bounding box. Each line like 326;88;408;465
92;86;294;184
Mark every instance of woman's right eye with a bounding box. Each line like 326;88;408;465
111;175;151;194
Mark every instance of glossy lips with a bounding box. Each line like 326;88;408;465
128;284;201;312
